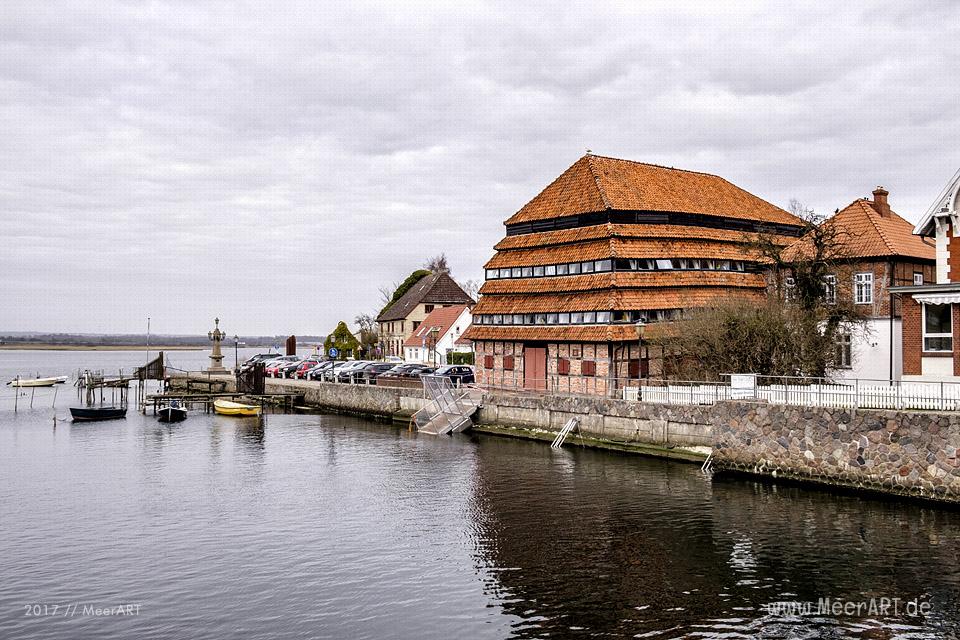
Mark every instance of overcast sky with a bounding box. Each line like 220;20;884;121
2;1;959;335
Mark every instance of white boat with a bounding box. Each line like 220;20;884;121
7;376;69;388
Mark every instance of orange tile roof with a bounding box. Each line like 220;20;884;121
786;198;935;262
472;288;761;314
506;154;800;226
493;223;771;250
479;271;765;295
401;305;470;348
486;237;761;268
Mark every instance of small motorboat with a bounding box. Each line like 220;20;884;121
70;406;127;421
158;400;187;423
214;399;261;416
8;375;69;387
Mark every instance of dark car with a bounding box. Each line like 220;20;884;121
357;362;397;384
278;360;305;378
306;361;335;381
240;353;282;373
404;366;436;378
434;365;475;385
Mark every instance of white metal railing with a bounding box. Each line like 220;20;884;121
622;376;960;411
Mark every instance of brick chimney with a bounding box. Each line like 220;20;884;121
872;186;890;217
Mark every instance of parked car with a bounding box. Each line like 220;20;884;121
377;364;420;382
322;362;350;382
306;361;335;381
357;362;397;384
293;357;324;379
264;355;299;377
278;360;305;378
336;361;373;383
434;365;475;385
403;365;436;378
240;353;282;373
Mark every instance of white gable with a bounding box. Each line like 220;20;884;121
915;168;960;236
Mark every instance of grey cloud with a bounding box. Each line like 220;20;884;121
1;1;959;334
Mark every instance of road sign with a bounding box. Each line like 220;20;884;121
328;347;339;358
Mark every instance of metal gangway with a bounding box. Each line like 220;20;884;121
412;375;479;435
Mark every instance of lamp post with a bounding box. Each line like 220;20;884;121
234;335;239;372
635;320;646;380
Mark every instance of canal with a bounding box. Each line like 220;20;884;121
1;351;959;638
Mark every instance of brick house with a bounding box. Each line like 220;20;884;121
461;153;804;394
891;170;960;381
377;272;474;358
784;187;934;381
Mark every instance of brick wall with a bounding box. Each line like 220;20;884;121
954;305;960;377
949;221;960;281
902;296;922;375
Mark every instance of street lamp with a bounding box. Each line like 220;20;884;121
634;320;646;380
234;335;240;372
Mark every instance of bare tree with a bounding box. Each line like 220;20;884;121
657;201;866;380
423;253;450;274
458;278;481;301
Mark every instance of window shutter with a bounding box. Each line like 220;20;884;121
483;355;494;369
582;360;596;377
503;355;515;371
558;358;570;375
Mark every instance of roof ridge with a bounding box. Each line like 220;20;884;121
859;200;897;254
585;154;613;209
587;153;725;180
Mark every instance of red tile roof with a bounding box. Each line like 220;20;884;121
479;271;765;295
506;154;799;226
787;198;935;262
462;323;677;343
402;305;470;348
493;223;770;250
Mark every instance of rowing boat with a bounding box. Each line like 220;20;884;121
213;399;261;416
7;376;69;387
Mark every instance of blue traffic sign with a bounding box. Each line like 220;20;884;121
328;347;339;358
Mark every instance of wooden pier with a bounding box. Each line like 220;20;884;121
143;391;305;415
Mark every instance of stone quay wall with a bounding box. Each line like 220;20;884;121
169;374;960;503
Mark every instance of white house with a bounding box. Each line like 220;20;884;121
403;305;472;365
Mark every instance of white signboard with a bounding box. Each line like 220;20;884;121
728;373;757;400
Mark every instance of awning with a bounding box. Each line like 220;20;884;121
913;292;960;305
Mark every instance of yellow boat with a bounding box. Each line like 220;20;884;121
213;399;261;416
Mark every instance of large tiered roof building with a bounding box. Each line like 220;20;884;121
462;153;804;393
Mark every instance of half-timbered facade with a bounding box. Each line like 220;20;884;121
462;153;804;394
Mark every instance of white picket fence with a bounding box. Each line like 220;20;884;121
624;379;960;411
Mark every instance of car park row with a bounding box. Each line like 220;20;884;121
239;353;475;386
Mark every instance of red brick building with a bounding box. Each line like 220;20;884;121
462;153;804;394
892;170;960;380
785;187;934;381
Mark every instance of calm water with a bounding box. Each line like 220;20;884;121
1;351;960;639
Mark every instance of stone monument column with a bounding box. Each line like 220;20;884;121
207;317;228;373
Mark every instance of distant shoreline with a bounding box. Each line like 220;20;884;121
0;344;207;351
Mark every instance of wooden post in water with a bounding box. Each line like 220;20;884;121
14;376;19;412
52;386;58;408
30;386;35;408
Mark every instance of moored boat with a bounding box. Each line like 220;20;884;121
158;401;188;423
70;406;127;421
213;399;261;416
8;376;69;387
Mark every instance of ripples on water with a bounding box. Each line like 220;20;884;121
1;353;959;639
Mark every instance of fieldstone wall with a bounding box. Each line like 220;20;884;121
711;402;960;502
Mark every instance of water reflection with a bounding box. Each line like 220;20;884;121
468;436;960;638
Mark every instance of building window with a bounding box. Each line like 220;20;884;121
854;272;873;304
483;355;494;369
835;333;852;368
557;358;570;375
424;305;434;313
923;303;953;352
412;321;420;330
503;355;515;371
914;272;924;285
823;275;836;304
581;360;596;377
